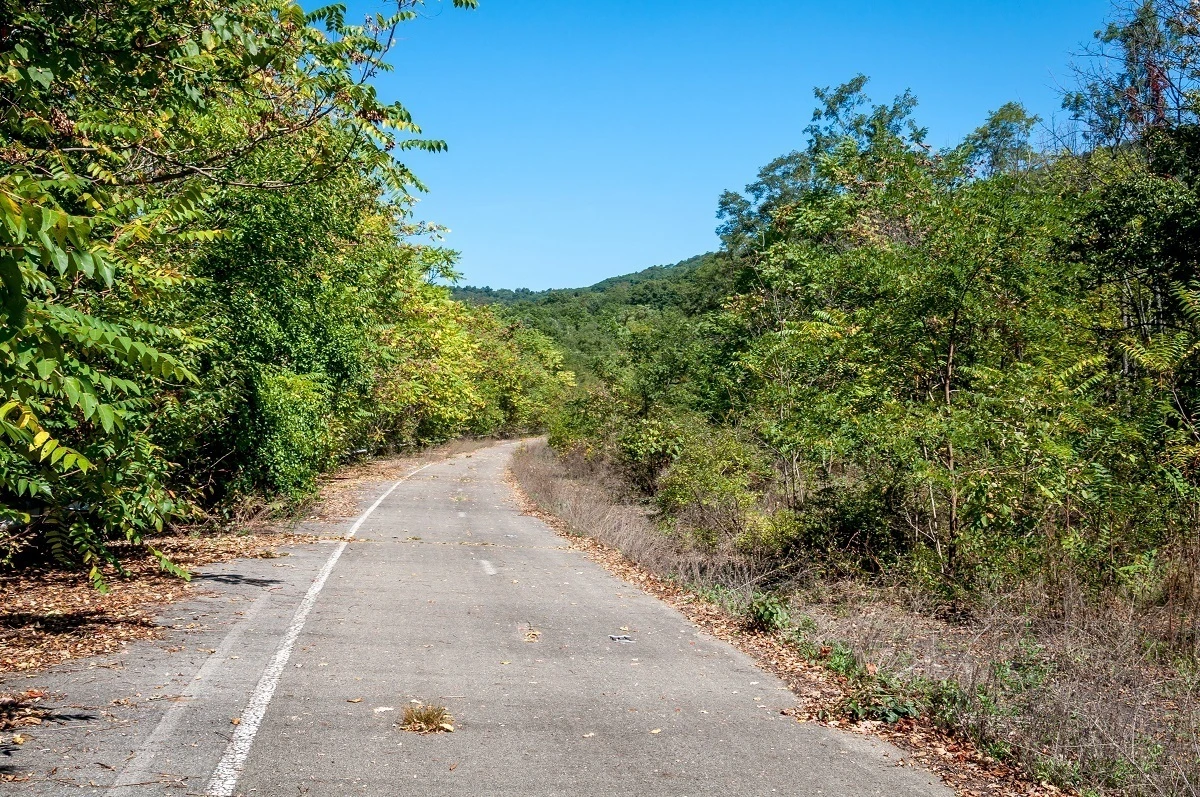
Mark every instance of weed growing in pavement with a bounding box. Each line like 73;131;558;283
400;704;455;734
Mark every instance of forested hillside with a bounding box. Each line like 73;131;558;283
0;1;571;585
500;2;1200;791
454;253;726;378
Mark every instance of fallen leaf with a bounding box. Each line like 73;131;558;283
649;728;661;734
230;717;241;725
347;698;362;703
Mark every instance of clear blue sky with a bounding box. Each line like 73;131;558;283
356;0;1113;290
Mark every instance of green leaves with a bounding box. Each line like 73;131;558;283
541;71;1200;609
0;0;489;582
0;399;92;477
25;66;53;90
9;6;545;588
0;256;27;342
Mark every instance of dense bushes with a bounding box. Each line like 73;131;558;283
248;369;336;498
523;3;1200;645
0;0;570;581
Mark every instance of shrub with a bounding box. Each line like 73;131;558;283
616;414;685;491
746;592;792;633
248;369;335;499
655;422;768;544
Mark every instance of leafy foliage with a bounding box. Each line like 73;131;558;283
745;592;791;633
0;1;569;583
533;1;1200;658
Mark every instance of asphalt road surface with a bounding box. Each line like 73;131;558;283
4;441;950;796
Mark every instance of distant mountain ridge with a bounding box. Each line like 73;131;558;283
451;252;726;380
451;253;715;306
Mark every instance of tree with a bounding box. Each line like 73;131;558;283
0;1;487;583
1065;0;1200;146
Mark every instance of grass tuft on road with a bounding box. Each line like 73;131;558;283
401;703;455;734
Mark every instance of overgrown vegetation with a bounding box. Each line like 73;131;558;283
0;0;572;584
495;2;1200;793
514;437;1200;796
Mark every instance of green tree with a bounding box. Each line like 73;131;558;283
0;0;565;585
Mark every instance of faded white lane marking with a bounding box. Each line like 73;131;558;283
205;462;435;797
105;591;272;796
457;511;467;517
480;560;498;576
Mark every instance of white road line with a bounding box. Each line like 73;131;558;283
204;462;434;797
480;560;498;576
105;591;272;796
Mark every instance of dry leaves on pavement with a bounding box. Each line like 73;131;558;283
0;531;313;676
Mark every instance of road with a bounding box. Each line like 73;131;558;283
4;441;949;796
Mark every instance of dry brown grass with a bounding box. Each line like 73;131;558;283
400;703;454;734
510;438;1200;797
794;581;1200;795
508;441;782;591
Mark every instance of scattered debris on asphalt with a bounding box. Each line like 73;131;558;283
0;689;48;731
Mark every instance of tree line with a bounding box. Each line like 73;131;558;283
0;0;572;586
492;1;1200;649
